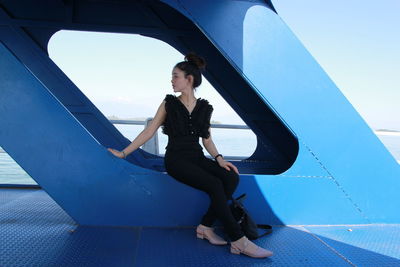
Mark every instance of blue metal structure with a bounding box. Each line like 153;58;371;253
1;0;400;265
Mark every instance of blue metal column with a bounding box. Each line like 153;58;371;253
162;0;400;223
0;39;213;226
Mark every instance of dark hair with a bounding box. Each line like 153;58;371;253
174;53;206;88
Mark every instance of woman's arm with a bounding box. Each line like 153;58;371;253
202;128;239;174
108;100;167;158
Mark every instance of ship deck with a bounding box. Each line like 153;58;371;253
1;187;400;267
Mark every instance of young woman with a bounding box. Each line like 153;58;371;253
108;53;273;258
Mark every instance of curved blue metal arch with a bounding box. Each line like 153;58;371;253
0;0;298;175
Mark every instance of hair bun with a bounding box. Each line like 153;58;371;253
185;52;206;70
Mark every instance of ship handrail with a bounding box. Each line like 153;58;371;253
0;119;250;158
1;121;398;164
110;118;250;160
109;119;250;129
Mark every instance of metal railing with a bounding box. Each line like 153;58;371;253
0;119;250;158
110;118;251;160
2;121;398;163
110;118;251;129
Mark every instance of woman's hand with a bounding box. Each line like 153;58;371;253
217;158;239;174
107;148;125;159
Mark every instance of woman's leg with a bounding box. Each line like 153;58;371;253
165;158;243;241
197;157;239;227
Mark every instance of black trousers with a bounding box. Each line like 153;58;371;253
165;149;244;241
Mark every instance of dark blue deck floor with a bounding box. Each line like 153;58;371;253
1;188;399;266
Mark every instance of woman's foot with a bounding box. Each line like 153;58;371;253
230;236;273;258
196;224;228;245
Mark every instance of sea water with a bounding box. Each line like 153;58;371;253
1;126;399;185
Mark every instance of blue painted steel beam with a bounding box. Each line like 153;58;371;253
162;0;400;223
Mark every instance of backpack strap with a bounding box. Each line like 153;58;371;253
257;224;273;237
235;193;247;202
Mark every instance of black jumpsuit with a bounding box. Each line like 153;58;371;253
162;94;244;241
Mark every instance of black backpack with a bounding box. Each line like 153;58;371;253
230;194;272;240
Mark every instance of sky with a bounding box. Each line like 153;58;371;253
48;0;399;131
48;31;240;124
272;0;400;131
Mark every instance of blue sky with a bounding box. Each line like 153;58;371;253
48;0;399;130
272;0;400;130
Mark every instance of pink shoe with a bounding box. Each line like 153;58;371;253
196;224;228;245
230;236;273;258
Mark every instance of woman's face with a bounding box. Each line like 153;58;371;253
171;67;192;92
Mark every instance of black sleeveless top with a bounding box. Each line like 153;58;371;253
162;94;213;152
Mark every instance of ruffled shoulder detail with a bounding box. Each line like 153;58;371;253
162;94;186;137
164;94;175;102
163;94;182;113
196;99;213;138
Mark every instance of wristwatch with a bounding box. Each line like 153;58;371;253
214;154;223;161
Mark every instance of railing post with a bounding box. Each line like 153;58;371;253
142;118;159;155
